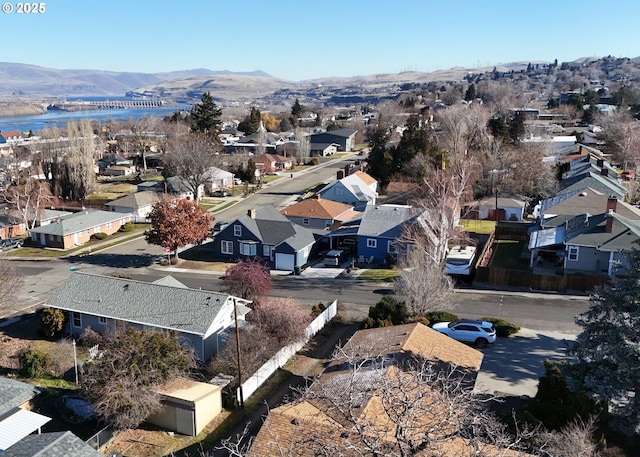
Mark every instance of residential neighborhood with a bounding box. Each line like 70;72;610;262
2;52;640;457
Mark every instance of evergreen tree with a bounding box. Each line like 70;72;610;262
508;111;526;143
571;250;640;434
488;116;509;144
291;98;303;118
238;106;262;135
464;84;476;101
190;91;222;141
366;124;392;184
390;115;431;174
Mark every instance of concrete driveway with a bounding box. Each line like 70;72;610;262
474;328;576;398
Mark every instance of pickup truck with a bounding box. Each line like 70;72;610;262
0;238;23;250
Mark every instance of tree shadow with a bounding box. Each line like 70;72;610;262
66;253;158;268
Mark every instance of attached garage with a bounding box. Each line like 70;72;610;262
147;379;223;436
275;253;295;272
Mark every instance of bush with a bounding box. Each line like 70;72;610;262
92;232;108;240
311;302;326;317
19;349;50;378
41;307;65;338
362;296;408;329
424;311;459;326
481;317;521;337
119;222;135;232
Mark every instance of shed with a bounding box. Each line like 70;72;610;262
147;379;223;436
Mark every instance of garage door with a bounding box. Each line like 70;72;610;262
275;253;295;272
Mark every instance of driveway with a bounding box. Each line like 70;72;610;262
299;262;346;279
474;328;576;398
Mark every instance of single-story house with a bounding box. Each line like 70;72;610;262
27;210;132;249
466;195;527;221
147;379;223;436
253;153;293;173
309;142;338;157
356;204;417;264
280;195;360;230
212;206;320;272
105;190;162;220
308;128;357;152
203;166;234;193
45;272;251;361
102;165;135;177
317;169;378;211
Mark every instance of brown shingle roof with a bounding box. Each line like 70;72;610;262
280;197;356;220
353;170;377;186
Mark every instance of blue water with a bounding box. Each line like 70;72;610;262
0;98;191;134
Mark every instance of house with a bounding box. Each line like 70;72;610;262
97;153;134;176
44;272;251;361
252;153;293;173
309;142;338;157
0;207;26;239
356;204;416;264
203;166;234;193
536;187;640;221
1;431;103;457
0;131;23;144
466;195;527;221
165;176;204;201
0;377;51;453
248;322;509;457
212;206;320;272
146;378;223;436
102;165;135;177
529;195;640;277
27;210;132;249
309;128;357;152
280;195;360;230
105;190;162;220
316;169;378;211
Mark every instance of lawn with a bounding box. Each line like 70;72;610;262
357;268;399;281
490;240;530;271
459;219;496;235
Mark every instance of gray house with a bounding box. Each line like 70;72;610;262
317;170;377;211
45;272;250;361
309;129;357;152
105;190;162;220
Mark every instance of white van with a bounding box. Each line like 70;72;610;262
323;249;345;267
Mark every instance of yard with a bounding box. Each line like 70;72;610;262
490;240;530;271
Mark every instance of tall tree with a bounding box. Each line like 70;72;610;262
238;107;262;135
571;249;640;434
1;180;54;231
145;198;212;261
366;124;392;184
166;132;222;201
190;91;222;142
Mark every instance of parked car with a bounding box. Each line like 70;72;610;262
212;189;228;197
432;319;497;348
0;238;23;250
621;170;635;181
323;249;345;267
233;178;243;185
213;221;230;232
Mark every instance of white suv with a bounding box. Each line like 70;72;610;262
432;319;497;348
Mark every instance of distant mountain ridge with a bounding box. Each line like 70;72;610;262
0;62;273;97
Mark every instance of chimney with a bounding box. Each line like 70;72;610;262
247;208;256;219
601;167;608;177
315;194;321;200
606;196;616;233
344;165;350;177
596;158;604;168
337;170;344;180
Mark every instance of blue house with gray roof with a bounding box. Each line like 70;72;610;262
212;206;320;272
356;204;417;264
45;272;250;361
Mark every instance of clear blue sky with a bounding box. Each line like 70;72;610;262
2;0;639;81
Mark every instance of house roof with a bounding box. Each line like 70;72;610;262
235;206;318;250
253;153;292;164
280;197;355;220
45;272;247;336
318;174;377;204
559;171;626;199
203;166;233;180
352;170;376;186
541;187;640;220
476;196;526;209
105;191;162;209
27;210;130;237
0;409;51;452
276;223;318;251
568;212;640;252
0;377;40;416
1;431;103;457
310;128;357;138
357;204;416;238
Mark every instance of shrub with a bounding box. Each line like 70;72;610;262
92;232;108;240
311;302;326;317
19;349;50;378
119;222;135;232
481;317;521;337
361;296;408;329
79;327;103;348
41;307;65;338
424;311;459;326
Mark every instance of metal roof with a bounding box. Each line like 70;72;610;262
0;409;51;452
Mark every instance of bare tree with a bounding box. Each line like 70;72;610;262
63;119;98;201
1;179;54;230
598;110;640;168
166;131;223;200
435;104;491;166
540;417;600;457
294;127;310;165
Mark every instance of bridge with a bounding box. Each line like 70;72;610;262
48;99;172;112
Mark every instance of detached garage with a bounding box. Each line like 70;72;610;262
147;379;223;436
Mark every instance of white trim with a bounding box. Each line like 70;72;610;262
221;240;233;255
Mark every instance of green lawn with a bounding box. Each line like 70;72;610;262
459;219;496;235
490;240;530;270
357;268;399;281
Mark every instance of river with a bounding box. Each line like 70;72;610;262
0;98;190;134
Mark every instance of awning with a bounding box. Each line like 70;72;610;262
0;408;51;451
528;227;565;250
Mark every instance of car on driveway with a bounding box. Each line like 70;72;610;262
0;238;23;251
213;221;230;232
432;319;497;348
212;189;228;197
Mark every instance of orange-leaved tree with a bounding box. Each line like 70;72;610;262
145;198;212;261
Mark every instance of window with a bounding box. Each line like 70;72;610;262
234;225;242;237
221;240;233;255
72;312;82;328
98;316;107;325
240;242;257;256
263;245;271;256
106;222;113;229
325;220;332;228
388;241;398;254
567;246;579;262
302;218;309;225
367;238;377;248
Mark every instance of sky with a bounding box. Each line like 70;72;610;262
1;0;639;82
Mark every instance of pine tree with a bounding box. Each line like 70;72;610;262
464;83;476;102
190;91;222;141
571;249;640;434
